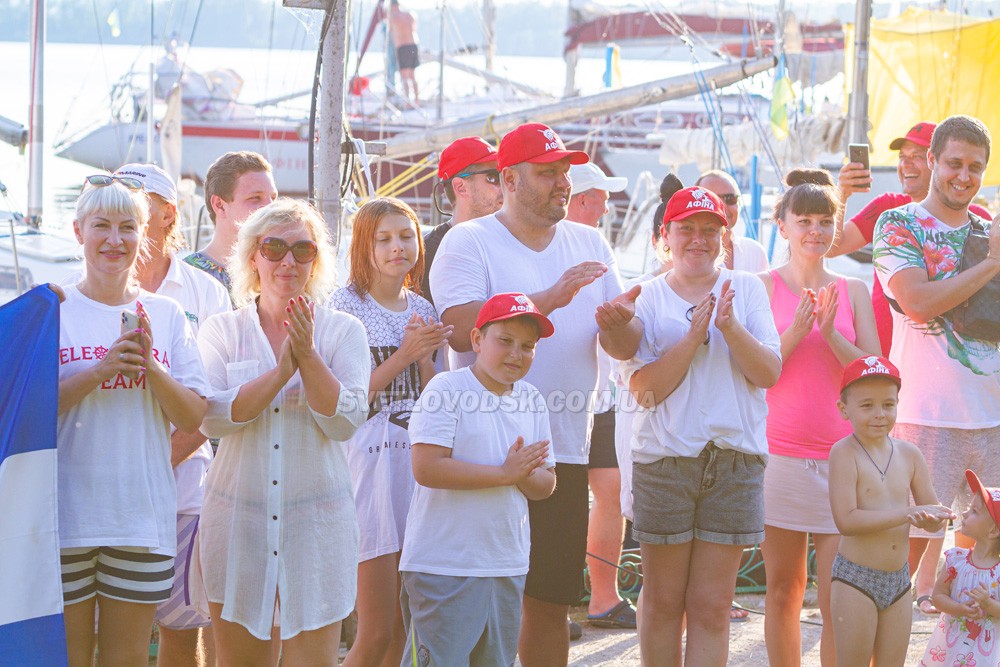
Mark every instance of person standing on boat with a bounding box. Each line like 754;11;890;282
430;122;642;667
117;163;231;667
58;175;209;667
832;121;993;613
422;136;503;308
185;151;278;293
388;0;420;102
694;170;769;273
872;114;1000;621
565;162;638;631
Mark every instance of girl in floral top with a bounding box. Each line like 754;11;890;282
919;469;1000;666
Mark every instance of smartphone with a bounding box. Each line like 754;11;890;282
848;143;870;171
121;310;140;335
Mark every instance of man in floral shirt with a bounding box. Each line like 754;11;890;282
873;115;1000;610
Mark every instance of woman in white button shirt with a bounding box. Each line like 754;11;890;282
197;199;370;665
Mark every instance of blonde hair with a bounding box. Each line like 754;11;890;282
228;198;337;307
348;197;425;297
75;180;151;282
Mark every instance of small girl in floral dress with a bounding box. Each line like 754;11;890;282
920;470;1000;667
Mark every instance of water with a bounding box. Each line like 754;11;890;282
0;38;737;230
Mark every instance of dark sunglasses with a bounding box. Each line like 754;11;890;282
258;237;319;263
456;169;500;185
717;193;740;206
84;174;143;191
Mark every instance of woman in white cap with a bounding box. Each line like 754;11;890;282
621;186;781;666
117;163;231;664
57;175;208;665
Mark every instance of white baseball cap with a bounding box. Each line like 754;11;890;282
569;162;627;196
113;163;178;206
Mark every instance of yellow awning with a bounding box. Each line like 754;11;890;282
845;7;1000;184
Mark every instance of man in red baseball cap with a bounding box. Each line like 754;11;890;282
422;136;503;306
429;122;642;665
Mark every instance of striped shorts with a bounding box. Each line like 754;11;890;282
60;546;174;605
155;514;211;630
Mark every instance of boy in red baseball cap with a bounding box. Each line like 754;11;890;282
828;355;955;665
400;293;556;666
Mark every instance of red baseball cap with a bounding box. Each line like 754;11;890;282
965;469;1000;530
496;123;589;171
474;292;555;338
661;186;729;230
438;136;498;180
840;355;902;393
889;122;936;151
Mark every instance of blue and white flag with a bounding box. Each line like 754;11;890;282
0;286;67;666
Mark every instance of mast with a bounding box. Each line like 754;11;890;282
317;0;349;247
147;0;156;163
847;0;872;145
483;0;495;75
437;0;446;120
27;0;44;227
384;57;776;159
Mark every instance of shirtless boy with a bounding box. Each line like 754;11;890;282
828;355;955;666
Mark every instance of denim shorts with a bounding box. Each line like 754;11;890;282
632;442;766;546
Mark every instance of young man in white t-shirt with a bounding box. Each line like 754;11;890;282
401;293;557;666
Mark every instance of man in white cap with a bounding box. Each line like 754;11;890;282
566;162;637;631
115;163;230;667
566;162;627;228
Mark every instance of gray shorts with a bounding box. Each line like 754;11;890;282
632;442;766;546
893;423;1000;537
400;571;525;667
831;553;910;611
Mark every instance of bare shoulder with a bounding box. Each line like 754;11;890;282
828;435;856;468
894;437;926;469
844;276;872;299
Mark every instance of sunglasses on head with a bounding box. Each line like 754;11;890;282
456;169;500;185
84;174;143;191
258;237;319;263
717;193;740;206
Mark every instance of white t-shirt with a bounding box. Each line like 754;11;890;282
873;203;1000;427
430;215;625;464
400;368;555;577
732;235;770;273
57;285;209;555
156;255;231;515
620;269;780;460
614;271;660;519
327;285;437;561
197;303;370;640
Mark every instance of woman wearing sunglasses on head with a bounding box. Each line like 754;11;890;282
196;198;370;665
57;174;209;666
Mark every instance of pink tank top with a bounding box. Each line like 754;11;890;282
766;272;855;459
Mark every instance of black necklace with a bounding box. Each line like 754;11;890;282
852;434;894;482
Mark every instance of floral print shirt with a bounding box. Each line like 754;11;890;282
873;203;1000;427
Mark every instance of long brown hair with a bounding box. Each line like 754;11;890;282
349;197;425;296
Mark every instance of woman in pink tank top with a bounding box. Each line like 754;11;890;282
757;169;880;667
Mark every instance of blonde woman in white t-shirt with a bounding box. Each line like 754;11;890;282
623;186;782;667
57;177;209;666
197;199;370;666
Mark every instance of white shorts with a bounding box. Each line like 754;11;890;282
763;453;838;534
